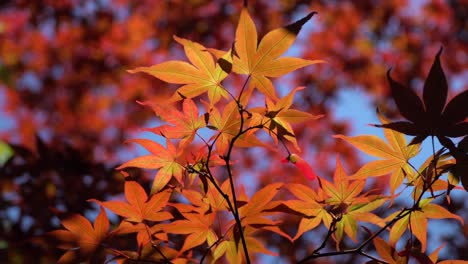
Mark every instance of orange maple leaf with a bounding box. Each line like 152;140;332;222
335;111;421;195
387;198;463;252
207;100;265;154
163;211;217;255
233;8;323;99
139;98;205;147
284;157;386;243
117;138;185;193
129;36;229;104
90;181;172;223
250;86;322;150
213;226;279;263
48;206;110;263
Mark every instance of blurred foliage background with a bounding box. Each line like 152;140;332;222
0;0;466;263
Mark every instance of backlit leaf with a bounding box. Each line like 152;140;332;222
117;139;185;193
233;8;322;99
139;99;205;147
93;181;172;223
251;87;322;150
335;114;420;195
129;36;229;104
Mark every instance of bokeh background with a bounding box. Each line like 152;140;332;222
0;0;467;263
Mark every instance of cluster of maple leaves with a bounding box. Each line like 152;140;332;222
46;5;467;264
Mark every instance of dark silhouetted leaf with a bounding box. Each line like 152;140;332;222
285;11;317;34
387;69;425;124
442;90;468;125
375;121;422;136
218;57;232;73
423;47;447;118
375;49;467;142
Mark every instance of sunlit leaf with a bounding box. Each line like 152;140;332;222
91;181;172;223
49;207;110;263
117;138;185;193
335;112;420;195
129;36;229;104
251;87;322;150
233;8;323;99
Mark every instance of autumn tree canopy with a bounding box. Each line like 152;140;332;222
0;1;466;263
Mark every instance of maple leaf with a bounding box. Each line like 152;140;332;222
238;183;289;239
335;112;420;195
129;36;229;104
210;183;292;242
285;157;386;243
283;157;386;244
163;211;218;255
91;181;172;223
372;236;409;264
283;183;333;240
213;226;278;263
183;145;225;188
163;185;247;257
48;206;110;263
250;86;323;150
387;198;464;252
207;100;265;154
139;98;205;147
113;242;181;264
411;150;459;199
90;181;172;249
398;242;445;264
321;157;386;243
448;136;468;191
111;221;168;250
233;8;323;99
375;47;468;144
117;138;185;193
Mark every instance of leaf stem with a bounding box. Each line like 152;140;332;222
195;75;253;264
218;75;254;264
297;208;411;264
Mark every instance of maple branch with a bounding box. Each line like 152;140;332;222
224;154;250;260
103;246;132;263
195;131;211;147
185;131;246;264
311;215;338;255
200;235;225;264
262;126;293;156
297;208;412;264
411;141;445;208
145;224;172;264
190;101;252;263
427;136;438;196
359;251;388;263
186;164;242;263
220;75;253;264
237;75;251;106
356;209;411;251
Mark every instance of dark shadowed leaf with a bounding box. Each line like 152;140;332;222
423;47;447;117
443;123;468;137
442;90;468;125
285;11;317;34
375;121;421;136
375;49;467;143
409;135;428;146
387;70;425;124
